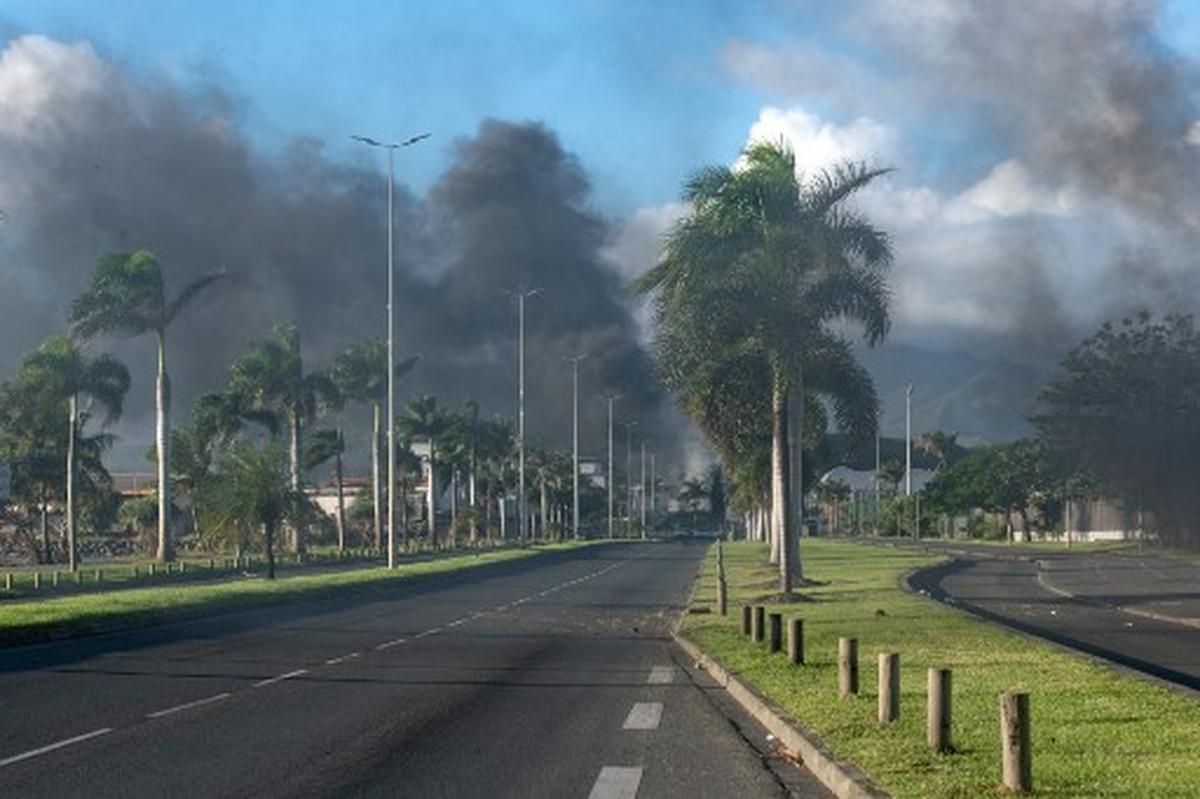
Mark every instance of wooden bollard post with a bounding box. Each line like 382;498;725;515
740;605;752;636
1000;692;1032;793
752;606;766;642
878;652;900;723
132;565;139;578
768;612;783;653
788;618;804;665
75;570;83;585
32;571;41;590
179;562;187;574
838;637;859;698
3;573;11;591
928;668;952;751
94;568;102;583
52;571;60;587
148;563;156;577
716;576;727;616
208;558;215;570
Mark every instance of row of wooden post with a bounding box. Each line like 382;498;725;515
736;601;1032;793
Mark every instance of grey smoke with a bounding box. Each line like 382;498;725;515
0;36;670;472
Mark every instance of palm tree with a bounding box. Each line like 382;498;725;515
332;339;418;551
638;143;892;594
70;250;224;562
20;336;130;571
226;324;340;554
305;427;347;552
398;395;450;547
678;477;708;526
206;442;300;579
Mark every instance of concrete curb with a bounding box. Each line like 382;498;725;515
672;630;889;799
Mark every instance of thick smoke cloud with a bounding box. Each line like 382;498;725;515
0;35;670;471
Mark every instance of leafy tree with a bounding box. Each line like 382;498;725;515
204;442;301;579
638;143;891;593
19;336;130;570
332;339;417;550
1035;313;1200;547
398;395;451;546
877;459;905;493
305;427;348;551
226;323;340;553
70;250;223;561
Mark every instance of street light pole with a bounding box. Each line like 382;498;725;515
568;354;587;540
352;132;429;569
640;440;647;538
650;452;656;527
622;420;637;537
905;383;914;497
606;394;616;539
511;287;541;547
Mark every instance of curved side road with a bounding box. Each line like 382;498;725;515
907;553;1200;694
0;540;829;798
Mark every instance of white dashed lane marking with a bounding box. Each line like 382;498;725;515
622;702;663;730
145;692;231;719
0;728;113;769
253;669;308;688
588;766;643;799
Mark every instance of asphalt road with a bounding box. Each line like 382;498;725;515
902;541;1200;693
0;540;829;798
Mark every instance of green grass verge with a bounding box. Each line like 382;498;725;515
0;542;597;647
684;540;1200;798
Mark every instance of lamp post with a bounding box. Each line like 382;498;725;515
606;394;617;539
640;440;647;539
621;420;638;537
568;354;587;540
351;132;429;569
905;383;914;497
509;287;541;546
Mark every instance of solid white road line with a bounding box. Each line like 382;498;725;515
146;692;231;719
647;665;674;685
253;669;308;688
327;651;364;663
622;702;663;730
0;728;113;769
588;766;643;799
413;627;442;639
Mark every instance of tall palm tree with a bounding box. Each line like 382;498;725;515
305;427;347;552
398;395;450;547
226;323;340;553
21;336;130;571
638;143;892;593
70;250;224;562
332;339;418;551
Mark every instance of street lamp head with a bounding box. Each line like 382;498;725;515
351;134;383;147
401;133;432;147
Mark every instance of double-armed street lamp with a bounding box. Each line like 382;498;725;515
352;131;430;569
605;394;618;539
507;287;541;546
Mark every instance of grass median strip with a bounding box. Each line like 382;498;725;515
0;541;599;647
684;540;1200;798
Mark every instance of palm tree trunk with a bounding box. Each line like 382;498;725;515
499;497;507;541
771;371;793;596
66;393;78;572
289;410;304;554
450;469;458;547
787;370;805;581
156;329;173;562
372;402;382;551
265;519;276;580
335;429;346;553
427;440;437;548
40;482;50;564
400;470;410;550
540;476;548;542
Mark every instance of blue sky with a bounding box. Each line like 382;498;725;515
0;0;828;213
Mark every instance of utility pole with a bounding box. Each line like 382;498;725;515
568;354;587;540
905;383;914;497
650;452;656;526
352;131;430;569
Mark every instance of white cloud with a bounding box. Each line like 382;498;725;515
744;106;898;180
0;35;111;140
1187;120;1200;146
946;159;1078;223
